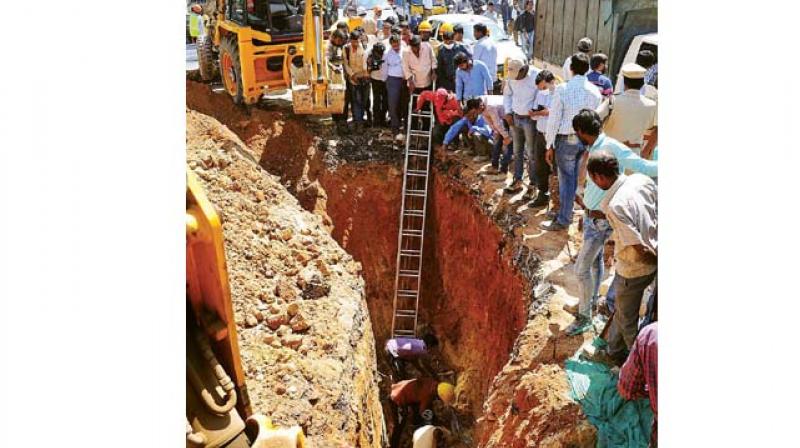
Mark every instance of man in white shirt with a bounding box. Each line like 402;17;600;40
367;41;389;126
403;35;437;130
502;58;539;193
483;2;502;26
386;34;408;140
541;52;601;231
472;23;498;86
588;150;657;366
562;37;592;81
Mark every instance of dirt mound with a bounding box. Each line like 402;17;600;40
186;109;384;448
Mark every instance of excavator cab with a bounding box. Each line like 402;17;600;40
197;0;344;114
186;171;306;447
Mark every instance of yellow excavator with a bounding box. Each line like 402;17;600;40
196;0;344;114
186;171;306;448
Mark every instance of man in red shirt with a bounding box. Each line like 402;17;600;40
389;378;454;448
618;322;658;446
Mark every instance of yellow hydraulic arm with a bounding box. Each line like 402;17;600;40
290;0;345;114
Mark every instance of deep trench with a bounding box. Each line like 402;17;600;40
187;81;534;446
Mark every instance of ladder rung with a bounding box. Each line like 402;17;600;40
404;209;424;217
393;329;416;336
409;130;431;137
401;229;422;235
395;310;417;317
405;190;426;197
407;150;429;156
406;169;428;176
400;249;421;256
409;112;432;118
397;290;418;297
398;270;419;277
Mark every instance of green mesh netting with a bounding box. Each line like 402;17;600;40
565;340;653;448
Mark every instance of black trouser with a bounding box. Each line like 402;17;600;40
432;123;450;146
371;79;388;126
410;86;432;131
400;82;410;127
532;127;551;193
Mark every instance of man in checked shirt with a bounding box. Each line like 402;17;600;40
618;322;658;447
540;52;601;231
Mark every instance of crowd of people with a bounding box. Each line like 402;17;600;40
329;6;660;447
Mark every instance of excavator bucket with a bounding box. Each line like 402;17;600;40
290;62;346;115
291;0;345;115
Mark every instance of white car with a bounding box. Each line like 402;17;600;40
427;14;525;84
340;0;399;26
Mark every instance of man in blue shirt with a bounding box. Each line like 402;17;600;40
472;23;498;88
564;109;657;336
454;53;493;101
587;53;613;97
441;98;493;159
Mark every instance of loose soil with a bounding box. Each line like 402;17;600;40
186;79;601;447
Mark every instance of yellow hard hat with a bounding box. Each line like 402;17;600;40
439;22;454;35
419;20;433;32
437;382;455;405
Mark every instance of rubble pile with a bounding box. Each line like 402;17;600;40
186;109;383;448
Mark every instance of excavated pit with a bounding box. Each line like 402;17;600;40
187;80;596;447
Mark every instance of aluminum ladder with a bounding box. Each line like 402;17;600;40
390;92;434;339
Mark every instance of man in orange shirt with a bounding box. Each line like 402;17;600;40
390;378;454;448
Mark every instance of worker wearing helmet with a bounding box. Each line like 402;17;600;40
390;378;455;448
435;23;468;92
417;20;441;55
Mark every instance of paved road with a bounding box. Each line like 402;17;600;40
186;43;198;71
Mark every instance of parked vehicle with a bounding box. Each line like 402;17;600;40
612;32;657;93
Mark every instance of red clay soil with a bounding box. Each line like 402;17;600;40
186;80;590;446
421;173;527;418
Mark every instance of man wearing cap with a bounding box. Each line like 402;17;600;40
563;37;593;81
454;52;493;101
515;1;536;61
502;58;539;193
473;23;498;88
597;63;657;156
435;23;467;93
540;52;601;232
379;16;396;42
418;21;441;55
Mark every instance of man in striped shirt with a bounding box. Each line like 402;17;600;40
540;53;601;231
